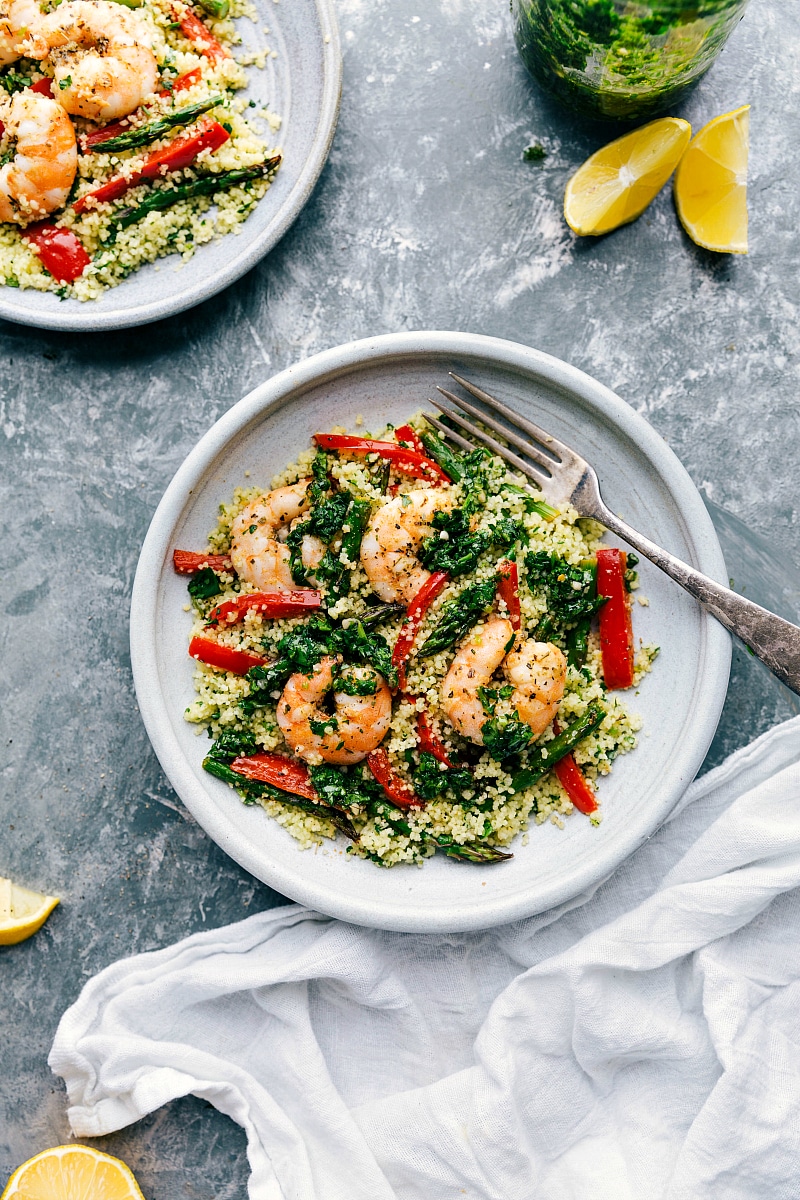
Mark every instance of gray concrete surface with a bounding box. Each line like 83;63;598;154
2;0;799;1195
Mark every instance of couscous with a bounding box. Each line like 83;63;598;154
176;412;658;867
0;0;280;299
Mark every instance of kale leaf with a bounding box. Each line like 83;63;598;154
481;712;534;761
204;729;259;763
525;550;605;637
275;618;331;671
286;490;370;599
420;511;525;578
307;449;331;506
309;763;384;811
267;612;397;687
307;491;351;541
202;731;264;801
240;660;295;714
286;491;351;585
187;567;223;601
332;619;397;684
412;751;474;801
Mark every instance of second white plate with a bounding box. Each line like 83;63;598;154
0;0;341;331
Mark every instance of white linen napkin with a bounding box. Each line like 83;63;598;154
50;715;800;1200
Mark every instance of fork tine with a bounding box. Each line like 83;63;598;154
449;372;578;462
427;398;553;487
421;411;477;455
437;385;561;473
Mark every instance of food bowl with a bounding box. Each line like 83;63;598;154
130;331;730;932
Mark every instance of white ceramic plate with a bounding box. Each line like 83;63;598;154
0;0;340;332
131;332;731;932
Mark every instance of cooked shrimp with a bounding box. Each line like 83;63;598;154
442;616;566;745
0;0;42;66
277;657;392;766
0;91;77;225
23;0;158;121
230;480;325;592
504;636;568;739
360;488;454;605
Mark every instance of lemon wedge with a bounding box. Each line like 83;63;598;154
674;104;749;253
564;117;692;236
1;1146;146;1200
0;876;59;946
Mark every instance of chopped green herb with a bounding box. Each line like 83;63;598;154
333;667;378;696
309;715;338;737
0;72;31;94
477;683;514;715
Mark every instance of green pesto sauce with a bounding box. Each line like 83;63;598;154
512;0;749;120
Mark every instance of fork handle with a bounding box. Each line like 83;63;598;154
598;507;800;696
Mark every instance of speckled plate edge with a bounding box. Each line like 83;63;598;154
130;331;731;931
0;0;341;332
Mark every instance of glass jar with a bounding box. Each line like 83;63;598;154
511;0;751;121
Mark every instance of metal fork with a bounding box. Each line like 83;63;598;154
425;372;800;697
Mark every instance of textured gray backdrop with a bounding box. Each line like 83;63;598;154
2;0;799;1195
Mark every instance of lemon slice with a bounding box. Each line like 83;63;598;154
0;876;59;946
1;1146;146;1200
674;104;749;253
564;117;692;236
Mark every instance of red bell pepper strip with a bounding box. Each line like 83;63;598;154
313;434;451;486
416;709;456;767
29;77;53;97
172;2;230;63
159;67;204;98
207;589;321;626
496;559;521;631
551;720;598;815
22;223;91;283
228;752;318;800
391;570;450;691
394;423;426;456
367;748;423;809
596;547;634;690
74;117;230;213
189;635;266;674
173;549;233;574
81;69;204;150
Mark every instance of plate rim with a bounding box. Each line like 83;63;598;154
130;331;732;931
0;0;342;333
